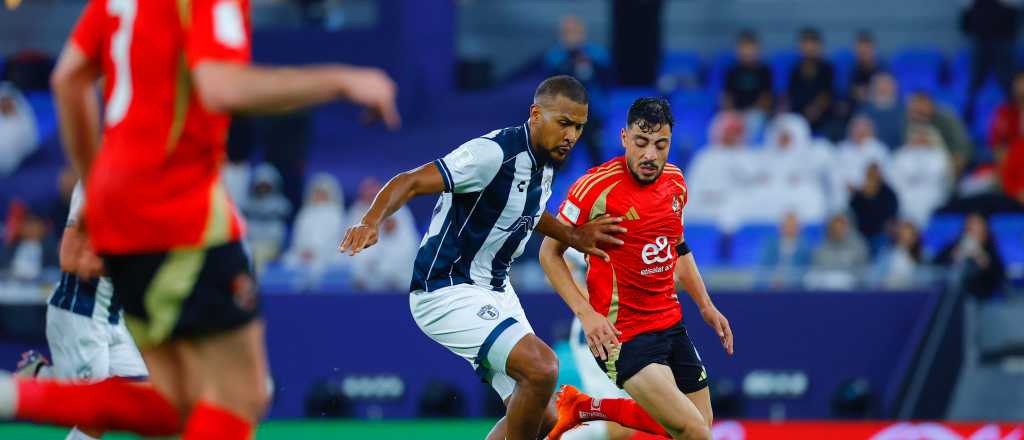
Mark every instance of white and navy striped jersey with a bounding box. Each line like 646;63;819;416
48;183;123;325
411;122;555;293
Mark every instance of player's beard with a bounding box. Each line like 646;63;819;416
541;144;570;170
627;158;663;185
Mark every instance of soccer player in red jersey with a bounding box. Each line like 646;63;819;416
0;0;399;438
540;97;734;440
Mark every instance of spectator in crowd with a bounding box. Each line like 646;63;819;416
544;15;612;166
907;91;974;177
722;30;773;139
243;163;292;273
0;210;58;281
860;73;905;149
990;71;1024;151
935;212;1006;299
686;112;758;231
850;163;900;254
282;173;346;274
999;137;1024;205
889;126;953;227
46;166;79;238
346;178;419;292
0;82;39;176
871;220;928;289
758;212;813;288
850;31;883;105
806;212;869;290
961;0;1019;118
834;115;890;205
788;28;838;138
754;113;830;224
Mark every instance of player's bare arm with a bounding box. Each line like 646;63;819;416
52;43;101;181
674;242;734;355
192;62;400;128
339;162;446;255
540;232;622;360
535;212;626;262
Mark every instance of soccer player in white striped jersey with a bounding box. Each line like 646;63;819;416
340;75;626;440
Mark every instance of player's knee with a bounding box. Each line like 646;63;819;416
672;420;711;440
522;346;559;389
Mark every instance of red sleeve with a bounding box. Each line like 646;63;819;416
186;0;252;69
70;0;107;61
557;174;595;227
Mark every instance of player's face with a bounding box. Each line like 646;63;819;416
621;121;672;185
531;96;589;166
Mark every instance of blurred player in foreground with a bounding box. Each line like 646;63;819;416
540;98;734;440
339;75;625;440
0;0;398;438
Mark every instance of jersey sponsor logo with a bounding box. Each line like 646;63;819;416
214;0;247;49
498;215;535;233
477;304;499;320
561;201;581;223
641;236;673;265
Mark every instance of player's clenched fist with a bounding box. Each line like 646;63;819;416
339;223;380;256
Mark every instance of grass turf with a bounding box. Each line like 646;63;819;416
0;420;498;439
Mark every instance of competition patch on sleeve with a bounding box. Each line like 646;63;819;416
561;201;581;223
214;0;247;49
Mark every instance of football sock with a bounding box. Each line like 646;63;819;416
577;397;669;437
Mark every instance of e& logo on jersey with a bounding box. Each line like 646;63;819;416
642;236;673;265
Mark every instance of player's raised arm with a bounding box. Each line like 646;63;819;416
536;213;626;262
339;162;445;255
539;233;621;360
674;239;734;355
191;62;399;128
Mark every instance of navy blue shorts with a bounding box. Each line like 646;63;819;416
597;320;708;393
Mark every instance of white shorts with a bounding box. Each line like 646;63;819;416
570;317;629;399
410;284;534;401
45;306;148;381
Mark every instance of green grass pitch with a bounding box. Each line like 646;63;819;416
0;420;499;439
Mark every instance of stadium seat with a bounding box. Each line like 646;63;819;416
923;214;966;256
259;263;302;294
830;48;856;97
971;79;1006;145
684;223;722;266
990;214;1024;267
706;49;737;95
604;87;662;158
25;91;58;146
768;50;801;95
891;47;945;96
660;50;705;89
729;224;777;267
671;89;716;154
801;224;826;248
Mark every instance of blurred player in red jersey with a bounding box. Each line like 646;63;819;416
540;97;734;440
0;0;398;438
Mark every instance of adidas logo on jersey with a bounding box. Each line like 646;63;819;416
624;207;640;221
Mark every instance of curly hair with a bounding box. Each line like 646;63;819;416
627;97;674;133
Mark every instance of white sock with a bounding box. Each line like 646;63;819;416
0;373;17;418
65;427;100;440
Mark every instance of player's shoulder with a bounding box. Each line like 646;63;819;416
662;163;686;185
569;157;628;201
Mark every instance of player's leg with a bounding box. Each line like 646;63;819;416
669;324;712;430
485;397;558;440
568;318;635;440
623;364;709;440
503;338;559;440
685;387;712;429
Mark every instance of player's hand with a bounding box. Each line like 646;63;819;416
338;67;401;130
570;215;626;262
701;304;734;355
338;222;380;256
580;310;622;361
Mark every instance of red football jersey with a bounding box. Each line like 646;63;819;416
558;157;688;343
70;0;250;254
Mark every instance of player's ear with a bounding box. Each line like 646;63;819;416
620;127;628;149
529;103;542;122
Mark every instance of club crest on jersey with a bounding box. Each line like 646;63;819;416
672;196;681;213
477;305;500;320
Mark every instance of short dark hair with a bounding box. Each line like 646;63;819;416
799;27;822;43
738;29;759;44
534;75;588;105
627;97;674;133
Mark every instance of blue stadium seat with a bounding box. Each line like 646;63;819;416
971;79;1006;145
25;91;58;145
923;214;966;256
604;88;661;158
891;47;945;96
671;89;716;153
949;47;974;94
830;48;856;97
684;223;722;266
660;50;704;88
729;224;777;267
801;224;826;248
991;214;1024;267
259;263;301;294
768;50;801;95
706;50;737;94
